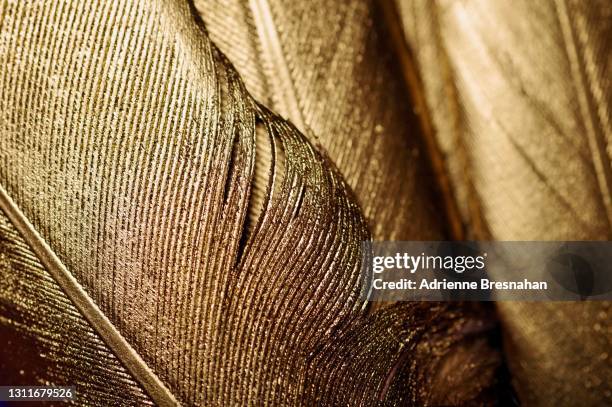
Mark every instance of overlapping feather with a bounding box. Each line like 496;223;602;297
391;0;611;404
0;0;500;405
195;0;449;240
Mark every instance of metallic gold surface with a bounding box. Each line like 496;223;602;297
0;0;498;405
0;183;177;405
195;0;445;240
194;0;502;403
0;210;153;406
394;0;612;405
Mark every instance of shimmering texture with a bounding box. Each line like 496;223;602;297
394;0;612;404
0;211;153;406
195;0;444;240
0;0;498;405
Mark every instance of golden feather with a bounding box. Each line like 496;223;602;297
0;0;499;405
391;0;612;404
194;0;454;241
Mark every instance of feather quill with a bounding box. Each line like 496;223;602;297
391;0;612;404
0;207;155;405
0;0;499;404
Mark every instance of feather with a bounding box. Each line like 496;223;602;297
0;0;501;405
193;0;503;403
194;0;452;240
0;207;155;405
390;0;612;404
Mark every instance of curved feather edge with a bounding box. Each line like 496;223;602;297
195;0;447;241
0;0;500;404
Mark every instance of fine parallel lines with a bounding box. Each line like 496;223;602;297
249;0;306;130
0;185;179;406
555;0;612;230
124;8;158;356
156;56;193;395
0;213;151;404
135;16;173;366
111;0;142;338
1;0;498;405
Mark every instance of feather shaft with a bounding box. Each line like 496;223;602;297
0;184;178;407
249;0;306;130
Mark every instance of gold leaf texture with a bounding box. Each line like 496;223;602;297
392;0;612;405
0;0;499;405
